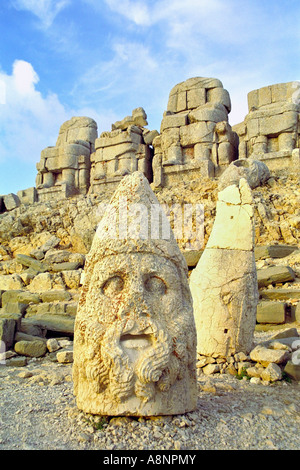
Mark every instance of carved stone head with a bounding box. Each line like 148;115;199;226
73;172;197;416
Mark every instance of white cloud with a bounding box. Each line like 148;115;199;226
11;0;70;28
0;60;69;165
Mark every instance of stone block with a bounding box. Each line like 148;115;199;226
27;273;52;293
187;87;206;109
142;129;159;145
250;344;290;367
23;314;75;335
6;356;27;367
160;113;188;131
3;193;21;211
1;290;40;307
180;121;215;146
14;340;47;358
40;236;61;253
46;338;61;353
40;290;71;302
257;266;295;288
15;254;47;273
284;361;300;381
248;89;259;110
271;83;288;103
61;270;82;289
2;301;28;315
18;319;46;337
255;245;298;260
51;261;82;272
260;111;297;136
256;302;286;324
258;86;272;107
207;87;231;112
177;91;187;112
0;318;16;350
260;289;300;301
57;350;73;363
188;104;228;124
260;363;282;382
0;274;24;290
17;187;37;205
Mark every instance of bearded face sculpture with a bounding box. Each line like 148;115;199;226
73;172;197;416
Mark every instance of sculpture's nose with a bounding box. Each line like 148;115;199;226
119;295;151;318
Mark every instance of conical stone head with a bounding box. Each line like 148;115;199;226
73;171;197;416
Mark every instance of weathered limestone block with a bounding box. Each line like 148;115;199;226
256;302;286;324
23;314;75;335
3;193;21;211
254;245;298;260
17;187;37;205
260;288;300;301
249;344;290;367
15;254;48;273
14;340;47;358
112;107;148;130
284;361;300;381
57;350;73;363
0;274;24;290
40;290;71;302
257;265;295;288
73;171;197;416
260;363;282;382
190;179;258;357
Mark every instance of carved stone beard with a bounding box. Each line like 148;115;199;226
82;314;188;403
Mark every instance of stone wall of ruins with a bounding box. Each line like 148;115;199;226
1;77;299;213
152;77;238;188
35;117;98;202
233;81;300;170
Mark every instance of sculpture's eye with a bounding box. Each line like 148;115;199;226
102;275;124;296
144;276;167;295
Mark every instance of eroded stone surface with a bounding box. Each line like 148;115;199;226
190;178;258;357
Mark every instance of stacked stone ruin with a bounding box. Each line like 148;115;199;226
233;81;300;170
1;77;299;213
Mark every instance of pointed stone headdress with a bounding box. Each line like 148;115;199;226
84;171;189;282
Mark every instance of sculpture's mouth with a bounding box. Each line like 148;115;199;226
120;326;153;349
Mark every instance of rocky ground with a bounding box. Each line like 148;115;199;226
0;168;299;453
0;330;299;452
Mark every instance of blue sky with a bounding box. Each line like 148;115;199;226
0;0;299;195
